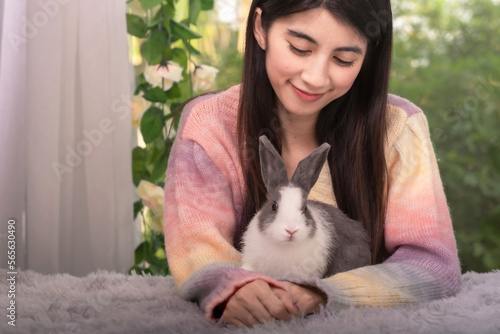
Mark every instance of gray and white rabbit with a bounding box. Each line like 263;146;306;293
240;135;371;279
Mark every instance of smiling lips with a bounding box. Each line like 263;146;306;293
291;83;325;102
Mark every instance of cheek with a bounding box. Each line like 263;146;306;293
266;45;300;79
331;68;362;91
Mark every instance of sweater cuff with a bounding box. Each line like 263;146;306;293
179;264;287;321
279;275;341;312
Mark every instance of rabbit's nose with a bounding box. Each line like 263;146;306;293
285;228;298;236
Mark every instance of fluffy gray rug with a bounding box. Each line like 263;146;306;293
1;269;499;334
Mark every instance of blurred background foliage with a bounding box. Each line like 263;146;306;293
389;0;500;273
132;0;499;274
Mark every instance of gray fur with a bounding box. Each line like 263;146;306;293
259;136;289;192
257;188;318;238
0;268;497;334
257;190;282;232
309;200;371;276
290;142;330;194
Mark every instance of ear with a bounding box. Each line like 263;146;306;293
259;135;288;192
253;7;266;51
290;143;331;195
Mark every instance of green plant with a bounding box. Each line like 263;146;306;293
126;0;216;276
390;0;500;272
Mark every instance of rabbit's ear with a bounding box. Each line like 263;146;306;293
259;135;289;192
290;143;330;195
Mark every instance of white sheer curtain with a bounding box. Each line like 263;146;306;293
0;0;135;276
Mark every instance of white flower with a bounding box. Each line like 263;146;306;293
136;180;164;217
192;64;219;92
143;65;163;87
143;62;184;90
144;207;164;233
157;62;184;90
131;95;151;129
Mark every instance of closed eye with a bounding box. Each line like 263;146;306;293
288;43;310;56
334;57;354;67
290;43;355;67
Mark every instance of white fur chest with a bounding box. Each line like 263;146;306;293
240;188;332;278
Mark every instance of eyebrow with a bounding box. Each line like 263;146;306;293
286;29;364;55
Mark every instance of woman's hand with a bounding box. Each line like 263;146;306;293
221;279;300;328
279;281;327;315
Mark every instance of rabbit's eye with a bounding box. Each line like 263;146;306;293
303;205;308;213
272;202;279;211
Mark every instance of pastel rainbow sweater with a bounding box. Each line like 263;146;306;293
163;85;462;320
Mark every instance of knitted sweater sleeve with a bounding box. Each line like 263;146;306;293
286;98;462;309
163;93;285;321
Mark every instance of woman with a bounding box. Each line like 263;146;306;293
163;0;462;328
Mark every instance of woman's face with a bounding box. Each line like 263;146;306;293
254;7;368;120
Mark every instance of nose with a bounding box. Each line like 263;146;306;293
301;56;330;89
285;228;299;236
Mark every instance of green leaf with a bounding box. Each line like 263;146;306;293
164;44;173;60
147;9;162;29
143;268;154;275
128;265;140;275
170;20;201;40
148;263;169;276
182;39;201;55
144;137;166;174
164;113;175;121
142;242;158;265
133;200;143;220
172;48;188;69
165;83;182;99
134;241;147;265
162;2;175;18
137;73;149;86
201;0;214;10
140;107;164;144
150;151;169;181
132;147;150;186
143;87;168;103
126;14;148;38
170;102;183;115
162;17;172;36
134;81;150;96
138;232;167;267
141;29;168;65
189;0;202;25
152;230;165;250
139;0;162;10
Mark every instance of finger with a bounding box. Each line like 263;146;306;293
281;281;326;315
223;303;262;328
223;283;274;327
228;318;247;328
259;287;296;321
244;280;292;321
272;287;301;317
239;282;276;322
239;311;263;327
245;300;275;324
257;296;290;321
222;294;251;327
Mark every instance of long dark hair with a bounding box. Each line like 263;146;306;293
236;0;393;264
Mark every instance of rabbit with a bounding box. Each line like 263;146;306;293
240;135;371;279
